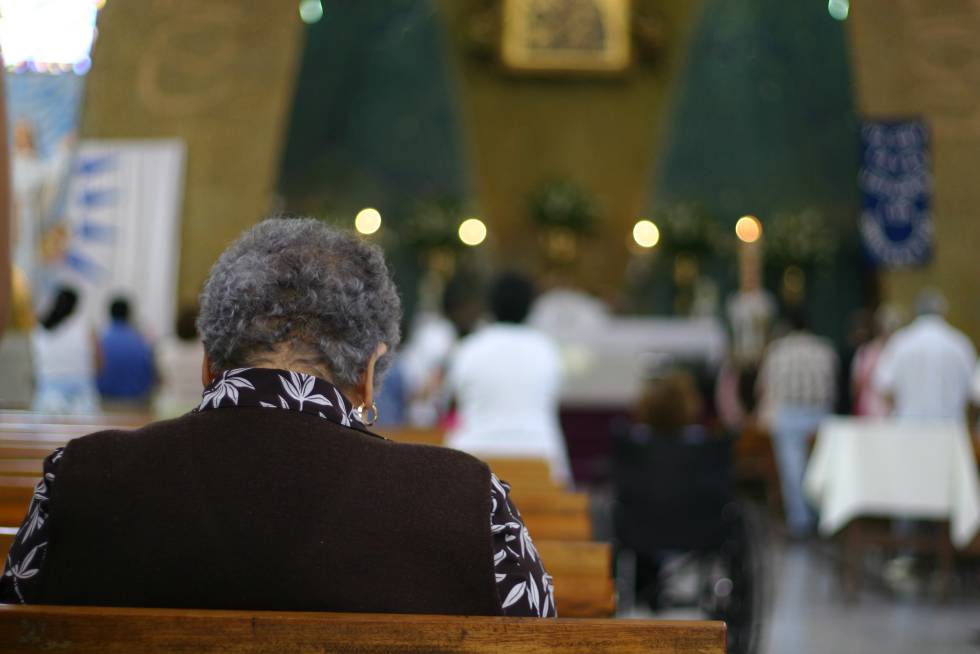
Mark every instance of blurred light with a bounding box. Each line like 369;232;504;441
72;56;92;74
458;218;487;246
632;220;660;249
735;215;762;243
354;208;382;235
713;578;734;598
299;0;323;24
0;0;101;73
828;0;849;20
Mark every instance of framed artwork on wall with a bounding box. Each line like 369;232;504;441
501;0;632;74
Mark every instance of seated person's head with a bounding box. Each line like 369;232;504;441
786;306;809;332
443;272;484;337
635;369;704;437
110;297;131;323
914;288;947;318
175;305;200;342
40;286;79;331
490;272;535;324
196;217;402;407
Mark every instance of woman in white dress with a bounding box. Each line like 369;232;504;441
445;273;571;485
32;287;99;413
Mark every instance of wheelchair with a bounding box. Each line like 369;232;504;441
612;428;766;654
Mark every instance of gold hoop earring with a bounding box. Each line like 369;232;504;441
357;402;379;426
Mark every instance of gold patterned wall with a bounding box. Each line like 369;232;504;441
81;0;304;304
438;1;703;298
847;0;980;341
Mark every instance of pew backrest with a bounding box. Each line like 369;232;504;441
0;604;726;653
0;411;147;427
0;538;614;618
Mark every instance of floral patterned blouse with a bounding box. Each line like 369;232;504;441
0;367;556;617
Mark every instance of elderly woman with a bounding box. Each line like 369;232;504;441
0;218;554;617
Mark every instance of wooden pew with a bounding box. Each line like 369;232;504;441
381;426;445;447
0;604;726;653
380;428;565;490
0;424;596;570
0;536;614;618
520;511;592;541
0;459;592;538
0;478;36;526
484;457;559;491
0;443;61;459
0;525;15;558
536;540;615;617
0;411;147;427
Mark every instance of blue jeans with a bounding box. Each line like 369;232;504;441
771;405;828;537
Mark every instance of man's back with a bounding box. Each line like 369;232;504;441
97;322;155;398
873;316;976;420
759;331;838;411
446;323;568;482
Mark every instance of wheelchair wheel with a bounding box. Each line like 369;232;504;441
699;501;767;654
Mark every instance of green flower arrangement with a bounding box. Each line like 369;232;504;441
530;180;597;234
652;203;726;257
402;198;469;254
763;208;838;267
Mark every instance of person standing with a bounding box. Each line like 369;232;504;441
32;287;99;413
445;272;571;485
872;289;976;423
851;305;903;417
96;297;156;405
0;267;37;408
757;308;838;538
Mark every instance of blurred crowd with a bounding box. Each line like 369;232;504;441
0;278;204;417
377;268;980;541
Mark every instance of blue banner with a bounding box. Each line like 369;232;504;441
858;120;932;268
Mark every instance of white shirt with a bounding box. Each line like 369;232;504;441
445;323;570;485
873;315;977;421
32;313;95;383
726;289;776;365
398;313;460;426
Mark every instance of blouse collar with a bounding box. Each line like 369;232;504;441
196;367;369;432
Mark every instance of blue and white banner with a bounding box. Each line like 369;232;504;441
64;140;187;339
858;120;932;268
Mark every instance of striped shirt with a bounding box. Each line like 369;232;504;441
759;331;838;411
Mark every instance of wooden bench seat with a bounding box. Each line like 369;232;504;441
0;411;148;427
0;479;37;525
0;476;592;542
0;604;726;653
0;443;63;459
381;426;445;447
0;435;591;540
0;529;613;618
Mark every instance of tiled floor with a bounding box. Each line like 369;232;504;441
761;543;980;654
617;536;980;653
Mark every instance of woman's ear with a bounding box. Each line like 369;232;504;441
357;343;389;409
201;351;217;388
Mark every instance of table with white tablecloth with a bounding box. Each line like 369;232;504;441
804;417;980;548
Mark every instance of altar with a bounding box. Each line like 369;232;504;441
531;289;728;484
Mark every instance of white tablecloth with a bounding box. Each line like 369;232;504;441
804;417;980;548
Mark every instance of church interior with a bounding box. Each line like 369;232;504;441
1;1;979;653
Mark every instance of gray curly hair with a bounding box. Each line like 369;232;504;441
197;217;402;389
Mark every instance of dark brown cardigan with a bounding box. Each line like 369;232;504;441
35;407;501;615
